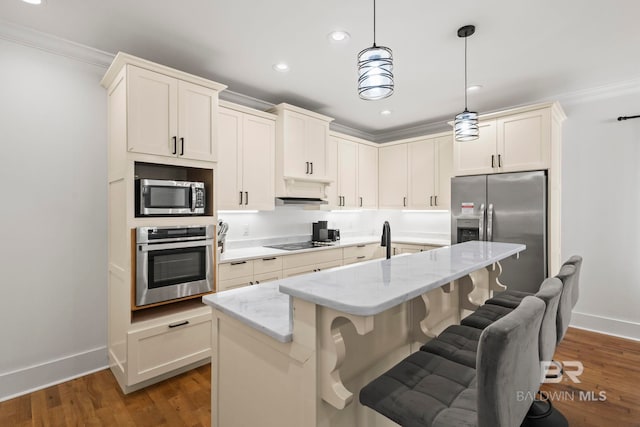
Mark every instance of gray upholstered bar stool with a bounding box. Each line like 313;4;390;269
486;255;582;310
460;256;582;331
359;296;548;427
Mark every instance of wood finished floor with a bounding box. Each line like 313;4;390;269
0;327;638;426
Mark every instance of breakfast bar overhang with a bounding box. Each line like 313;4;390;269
203;241;526;427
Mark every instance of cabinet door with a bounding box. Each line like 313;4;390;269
306;118;328;178
282;111;308;177
337;139;358;208
435;136;453;210
178;81;217;161
357;144;378;208
217;108;243;210
325;136;339;208
452;120;497;176
127;66;178;157
497;108;551;172
378;144;408;209
408;138;436;209
243;115;275;210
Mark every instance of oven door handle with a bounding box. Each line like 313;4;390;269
139;239;214;252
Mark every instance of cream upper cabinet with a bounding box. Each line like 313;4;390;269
435;136;453;210
408;138;436;209
378;143;408;209
328;132;378;209
407;134;452;210
452;120;497;176
127;65;217;162
218;104;276;211
273;105;331;179
357;143;378;209
453;105;553;176
337;139;358;208
497;108;551;173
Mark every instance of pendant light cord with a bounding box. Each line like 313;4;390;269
464;34;468;110
373;0;377;47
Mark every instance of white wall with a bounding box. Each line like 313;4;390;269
0;39;108;400
561;85;640;339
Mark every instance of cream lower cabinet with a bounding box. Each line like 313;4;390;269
126;306;212;385
343;243;383;265
218;103;276;210
282;248;343;278
218;256;284;291
453;104;555;176
392;243;440;255
127;65;222;162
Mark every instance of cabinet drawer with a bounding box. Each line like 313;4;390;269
253;256;283;275
283;259;343;278
343;243;378;259
218;276;254;292
283;248;342;269
253;271;283;284
219;260;254;280
127;311;211;385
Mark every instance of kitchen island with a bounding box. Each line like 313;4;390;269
203;241;525;427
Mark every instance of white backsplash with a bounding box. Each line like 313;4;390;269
220;206;450;249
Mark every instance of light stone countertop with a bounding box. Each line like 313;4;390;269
218;235;450;264
204;241;524;343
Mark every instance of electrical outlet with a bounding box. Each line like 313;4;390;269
243;224;249;236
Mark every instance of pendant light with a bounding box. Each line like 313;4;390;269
454;25;479;141
357;0;394;100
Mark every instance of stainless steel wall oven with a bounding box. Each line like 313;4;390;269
135;225;214;307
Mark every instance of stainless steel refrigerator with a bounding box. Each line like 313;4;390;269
451;171;547;293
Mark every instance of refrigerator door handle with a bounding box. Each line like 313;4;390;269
479;203;485;240
487;203;494;241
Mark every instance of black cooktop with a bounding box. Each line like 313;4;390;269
264;241;335;251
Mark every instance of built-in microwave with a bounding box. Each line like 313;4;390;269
135;225;214;308
136;179;205;216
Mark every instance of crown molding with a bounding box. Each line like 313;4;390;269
542;77;640;106
0;19;114;68
329;122;378;142
218;89;275;112
372;120;452;143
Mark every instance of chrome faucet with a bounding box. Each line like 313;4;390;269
381;221;391;259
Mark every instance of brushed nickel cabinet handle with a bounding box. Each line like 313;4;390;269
498;154;502;167
230;261;247;266
245;191;248;205
491;154;495;168
262;257;277;261
434;195;438;206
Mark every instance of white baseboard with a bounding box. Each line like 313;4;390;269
0;346;108;403
570;312;640;342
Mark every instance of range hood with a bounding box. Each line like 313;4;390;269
275;197;328;206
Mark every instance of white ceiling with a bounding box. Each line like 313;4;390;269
2;0;639;139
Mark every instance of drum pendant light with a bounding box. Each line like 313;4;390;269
454;25;479;141
357;0;394;100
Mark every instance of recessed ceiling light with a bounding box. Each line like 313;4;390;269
380;110;392;116
272;63;290;72
21;0;43;4
328;30;350;42
466;84;483;92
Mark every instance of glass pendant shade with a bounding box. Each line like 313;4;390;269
454;109;479;141
358;45;394;100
